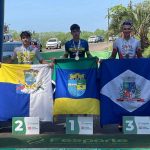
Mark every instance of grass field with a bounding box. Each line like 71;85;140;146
41;50;112;62
91;50;111;58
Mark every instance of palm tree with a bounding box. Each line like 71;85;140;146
108;0;150;49
132;1;150;49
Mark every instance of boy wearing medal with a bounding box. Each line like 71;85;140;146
109;20;143;131
109;20;142;59
63;24;92;60
10;31;54;67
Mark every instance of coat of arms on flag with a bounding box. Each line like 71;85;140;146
117;76;143;102
68;73;86;97
16;69;44;94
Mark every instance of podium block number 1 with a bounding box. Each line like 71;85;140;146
69;120;75;131
66;117;79;134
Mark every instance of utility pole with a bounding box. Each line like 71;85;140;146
128;0;132;9
0;0;4;63
107;8;110;43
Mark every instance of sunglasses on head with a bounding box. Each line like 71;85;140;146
123;28;131;30
123;22;132;26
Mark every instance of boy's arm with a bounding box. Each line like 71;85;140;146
109;41;117;59
8;48;17;63
85;41;93;58
136;41;143;58
63;42;69;58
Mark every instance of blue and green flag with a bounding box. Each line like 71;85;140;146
54;57;100;115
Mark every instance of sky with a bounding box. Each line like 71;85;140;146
5;0;144;32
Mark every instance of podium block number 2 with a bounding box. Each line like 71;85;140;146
15;120;24;131
12;117;26;135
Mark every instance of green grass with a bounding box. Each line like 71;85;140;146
142;46;150;58
41;50;112;61
41;51;64;59
91;50;111;59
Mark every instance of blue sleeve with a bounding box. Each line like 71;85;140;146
85;40;89;52
65;42;69;51
64;42;70;55
35;49;43;61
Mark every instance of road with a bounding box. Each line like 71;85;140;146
42;42;112;52
89;42;112;51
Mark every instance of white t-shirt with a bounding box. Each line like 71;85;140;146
113;37;141;59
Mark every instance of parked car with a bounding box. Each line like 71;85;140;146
46;38;61;49
2;41;22;62
109;35;118;42
3;33;13;42
97;36;104;42
88;36;99;43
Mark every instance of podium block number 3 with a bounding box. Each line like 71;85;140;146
123;116;137;134
125;120;136;131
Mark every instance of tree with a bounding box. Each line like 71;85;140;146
94;29;105;36
132;1;150;48
108;5;133;36
80;31;93;40
9;30;20;41
108;0;150;49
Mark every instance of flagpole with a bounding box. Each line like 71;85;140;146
0;0;4;63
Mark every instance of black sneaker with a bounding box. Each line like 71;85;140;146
118;125;123;132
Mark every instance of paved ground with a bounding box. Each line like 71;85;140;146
89;42;112;51
41;42;113;60
42;42;112;52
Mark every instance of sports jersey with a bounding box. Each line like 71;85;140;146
65;39;89;58
113;37;141;59
12;45;43;64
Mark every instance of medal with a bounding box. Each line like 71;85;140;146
75;55;79;60
75;51;79;61
73;40;80;61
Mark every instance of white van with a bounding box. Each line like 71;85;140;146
46;38;61;49
88;36;98;43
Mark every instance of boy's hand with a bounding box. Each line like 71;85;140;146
48;62;55;69
49;57;56;63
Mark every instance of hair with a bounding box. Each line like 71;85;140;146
120;20;133;31
122;20;133;26
70;24;80;31
20;31;31;38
